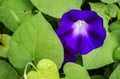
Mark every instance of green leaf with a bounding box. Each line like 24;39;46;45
117;10;120;20
89;2;110;19
0;34;11;58
101;0;120;4
89;2;110;30
83;30;120;69
107;4;119;18
62;63;90;79
110;64;120;79
90;3;119;29
109;20;120;32
0;60;20;79
0;7;20;32
0;0;35;31
31;0;83;18
91;75;105;79
27;59;60;79
0;0;4;6
113;47;120;61
113;62;120;70
8;13;64;69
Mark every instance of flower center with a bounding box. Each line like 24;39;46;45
72;20;88;36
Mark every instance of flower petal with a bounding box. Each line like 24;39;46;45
56;12;74;36
68;10;98;21
59;45;76;73
87;16;106;49
63;33;81;54
56;10;106;56
64;45;76;62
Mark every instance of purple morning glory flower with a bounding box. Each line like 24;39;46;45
57;10;106;56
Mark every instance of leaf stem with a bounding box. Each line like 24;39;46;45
23;62;37;79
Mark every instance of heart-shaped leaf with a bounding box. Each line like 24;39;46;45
0;34;11;58
31;0;83;18
0;60;20;79
62;63;90;79
8;13;64;69
27;59;59;79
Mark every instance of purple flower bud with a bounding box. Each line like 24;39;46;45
57;10;106;64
